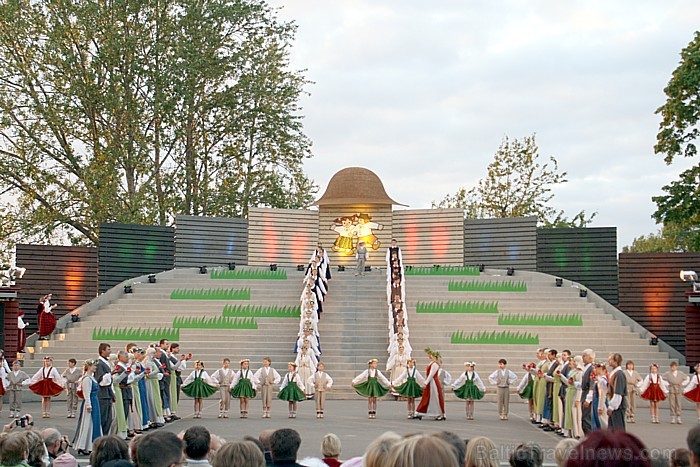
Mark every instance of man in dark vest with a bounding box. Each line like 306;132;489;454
96;343;115;435
607;352;628;431
541;349;559;431
156;340;173;422
580;349;595;435
556;350;572;435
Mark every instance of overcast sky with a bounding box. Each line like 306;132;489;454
269;0;699;250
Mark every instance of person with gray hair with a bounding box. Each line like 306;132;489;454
509;443;543;467
580;349;595;435
41;428;68;463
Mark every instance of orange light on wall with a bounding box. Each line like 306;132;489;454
432;224;449;262
263;217;279;263
404;223;418;263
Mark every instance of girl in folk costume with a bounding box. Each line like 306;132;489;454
211;358;234;418
571;356;585;439
683;363;700;421
559;357;582;439
307;362;333;419
624;360;643;424
638;363;669;424
125;351;146;435
143;347;165;427
530;349;547;423
590;363;609;430
254;357;281;419
6;360;30;418
62;358;81;418
230;359;258;418
0;350;9;415
517;363;537;422
296;327;321;358
295;343;318;397
311;243;332;282
414;348;447;421
452;362;486;421
278;362;306;418
29;356;64;418
386;345;409;395
663;361;689;424
38;293;58;339
72;360;102;455
352;358;390;419
113;350;140;439
131;348;150;431
392;359;425;419
182;360;217;419
17;310;27;352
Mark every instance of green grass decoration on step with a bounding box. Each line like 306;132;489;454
448;279;527;292
498;313;583;326
222;304;299;318
210;269;287;280
170;288;250;300
405;265;480;276
172;316;258;329
415;300;498;314
92;327;180;341
451;330;539;345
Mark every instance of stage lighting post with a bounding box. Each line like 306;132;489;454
199;266;207;274
148;274;157;283
297;265;305;271
579;287;588;298
270;264;277;271
478;264;485;272
228;262;236;271
555;278;563;287
507;267;515;276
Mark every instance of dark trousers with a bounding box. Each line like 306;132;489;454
99;398;113;435
581;402;592;435
609;408;626;431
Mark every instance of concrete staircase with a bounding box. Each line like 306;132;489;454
21;267;684;401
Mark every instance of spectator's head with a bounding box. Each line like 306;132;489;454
465;436;498;467
129;435;142;465
270;429;301;463
53;453;79;467
386;434;460;467
0;432;29;466
432;432;467;467
23;429;49;467
687;424;700;467
671;448;691;467
258;430;275;453
183;426;211;461
510;443;543;467
137;431;184;467
213;441;264;467
320;433;341;459
554;439;579;467
242;436;264;455
42;428;62;457
90;435;129;467
568;430;649;467
363;431;401;467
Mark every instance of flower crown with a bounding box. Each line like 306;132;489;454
84;359;97;366
424;347;441;360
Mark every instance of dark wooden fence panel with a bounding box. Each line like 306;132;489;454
464;217;537;270
175;215;248;268
98;223;174;293
15;245;98;335
537;227;618;305
618;253;700;357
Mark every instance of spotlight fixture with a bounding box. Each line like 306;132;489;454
432;265;441;270
478;264;485;272
269;264;278;271
228;262;236;271
579;288;588;298
680;270;700;293
199;266;208;274
507;267;515;276
649;334;658;346
70;314;80;323
297;265;305;272
365;266;371;272
405;265;413;272
555;278;563;287
337;265;345;272
124;284;133;294
148;274;157;284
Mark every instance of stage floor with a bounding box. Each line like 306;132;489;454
10;399;691;463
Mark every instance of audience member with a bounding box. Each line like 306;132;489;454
259;430;275;466
22;430;48;467
671;448;691;467
465;436;498;467
688;425;700;467
386;434;460;467
128;435;142;466
363;431;401;467
101;461;135;467
41;428;68;463
212;441;264;467
242;436;265;456
136;431;185;467
432;431;467;466
270;429;303;467
567;430;650;467
554;439;578;467
320;434;342;467
0;432;29;467
52;453;78;467
510;443;543;467
90;436;130;467
183;426;211;466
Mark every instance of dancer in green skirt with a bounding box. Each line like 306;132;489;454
452;362;486;420
391;359;425;419
352;359;390;419
230;359;258;419
278;362;306;418
518;362;536;422
182;361;217;419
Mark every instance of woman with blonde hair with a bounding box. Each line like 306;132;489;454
212;440;264;467
363;431;401;467
320;433;342;467
465;436;499;467
386;435;459;467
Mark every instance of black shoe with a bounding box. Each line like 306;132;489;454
170;415;181;420
412;415;422;420
436;415;446;421
530;419;539;424
543;426;555;432
77;449;91;456
152;422;165;428
164;417;174;423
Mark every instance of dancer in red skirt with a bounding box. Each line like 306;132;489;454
683;363;700;422
38;294;58;340
29;356;65;417
638;363;669;424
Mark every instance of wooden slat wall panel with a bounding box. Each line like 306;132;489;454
464;217;537;270
392;209;464;266
175;215;248;268
1;298;20;361
248;208;319;266
98;223;174;293
537;228;618;305
15;245;98;336
618;253;700;357
318;205;393;267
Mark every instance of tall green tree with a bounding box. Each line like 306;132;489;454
433;134;595;227
0;0;315;250
652;31;700;251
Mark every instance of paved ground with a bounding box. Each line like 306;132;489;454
5;398;694;464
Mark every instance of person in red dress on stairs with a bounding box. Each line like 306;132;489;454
38;294;58;340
